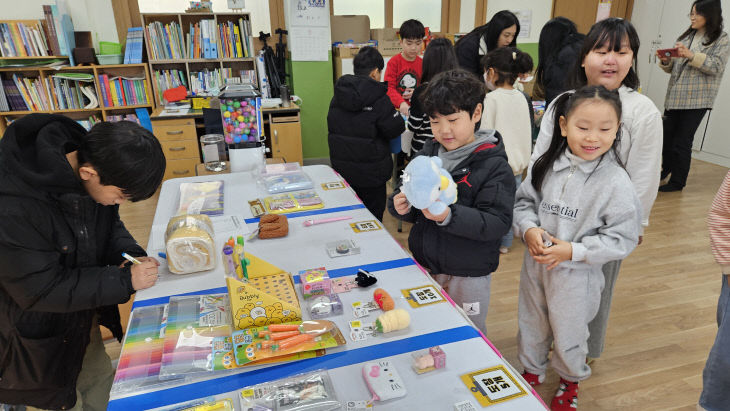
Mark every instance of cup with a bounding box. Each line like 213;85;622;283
200;134;228;172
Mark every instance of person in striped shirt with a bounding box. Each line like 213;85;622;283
699;170;730;411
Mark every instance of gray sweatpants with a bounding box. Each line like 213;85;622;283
587;260;622;358
432;274;491;336
517;250;604;381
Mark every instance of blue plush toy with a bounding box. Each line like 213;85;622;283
400;156;457;215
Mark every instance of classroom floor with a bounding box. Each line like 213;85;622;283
113;159;729;410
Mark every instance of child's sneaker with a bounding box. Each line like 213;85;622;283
521;371;545;387
499;246;509;254
551;378;579;410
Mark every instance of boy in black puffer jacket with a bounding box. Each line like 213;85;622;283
0;115;165;410
388;69;515;337
328;47;405;220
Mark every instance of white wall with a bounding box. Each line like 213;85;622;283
6;0;119;50
459;0;477;33
486;0;551;43
138;0;271;34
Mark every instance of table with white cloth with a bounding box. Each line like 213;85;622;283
107;165;546;411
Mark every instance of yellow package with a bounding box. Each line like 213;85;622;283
263;191;324;214
227;276;301;330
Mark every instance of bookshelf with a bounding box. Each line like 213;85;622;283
0;63;154;134
141;12;258;106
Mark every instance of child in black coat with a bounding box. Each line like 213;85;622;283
328;47;405;220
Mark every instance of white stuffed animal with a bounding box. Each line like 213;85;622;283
400;156;457;215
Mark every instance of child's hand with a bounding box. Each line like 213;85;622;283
399;102;410;117
136;256;160;266
524;227;546;257
402;88;414;100
131;260;159;290
422;206;450;223
393;192;412;215
533;236;572;270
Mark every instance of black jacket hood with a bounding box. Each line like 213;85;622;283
0;113;86;200
333;74;388;112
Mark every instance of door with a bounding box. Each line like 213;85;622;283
552;0;633;34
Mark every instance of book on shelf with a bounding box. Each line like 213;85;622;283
222;68;256;86
123;27;144;64
0;21;51;57
153;69;187;103
42;5;61;56
76;114;101;131
97;74;149;107
218;19;251;59
189;68;224;96
145;20;185;60
50;73;97;110
51;1;76;65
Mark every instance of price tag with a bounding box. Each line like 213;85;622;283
346;400;373;410
332;277;357;293
350;220;383;233
351;301;369;318
349;320;369;341
460;365;527;406
322;181;346;190
401;285;446;308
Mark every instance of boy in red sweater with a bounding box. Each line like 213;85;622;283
385;19;424;116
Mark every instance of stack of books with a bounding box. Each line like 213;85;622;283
186;19;217;59
123;27;144;64
0;21;51;57
153;69;187;103
76;114;101;131
97;74;149;107
217;18;253;58
0;73;97;111
222;68;256;85
145;20;185;60
189;68;223;96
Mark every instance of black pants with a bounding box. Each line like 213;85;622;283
351;184;386;221
662;108;708;188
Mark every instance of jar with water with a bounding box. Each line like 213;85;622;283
200;134;228;172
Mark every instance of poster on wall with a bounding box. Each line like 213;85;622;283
512;10;532;39
596;0;612;22
288;0;330;61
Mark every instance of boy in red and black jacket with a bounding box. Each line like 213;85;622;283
385;19;424;116
388;69;515;337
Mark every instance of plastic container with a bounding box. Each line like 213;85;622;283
200;134;228;171
218;85;262;145
99;41;122;55
96;54;123;65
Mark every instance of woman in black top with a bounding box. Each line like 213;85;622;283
535;17;585;106
455;11;520;78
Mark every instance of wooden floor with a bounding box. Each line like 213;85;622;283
116;159;729;410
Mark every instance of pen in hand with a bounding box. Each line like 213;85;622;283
122;252;142;265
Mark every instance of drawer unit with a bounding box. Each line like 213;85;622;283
152;117;201;182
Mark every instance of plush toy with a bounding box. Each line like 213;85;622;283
400;156;457;215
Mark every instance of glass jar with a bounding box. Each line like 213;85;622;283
200;134;228;172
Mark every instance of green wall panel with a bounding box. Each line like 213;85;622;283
290;52;334;160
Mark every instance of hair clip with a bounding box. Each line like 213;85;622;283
512;51;517;60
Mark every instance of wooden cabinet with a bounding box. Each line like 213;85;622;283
269;113;303;164
151;115;201;181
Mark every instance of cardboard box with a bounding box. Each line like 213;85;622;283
371;28;399;43
331;15;370;44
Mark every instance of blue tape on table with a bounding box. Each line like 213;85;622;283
131;257;416;309
107;325;480;411
244;204;366;224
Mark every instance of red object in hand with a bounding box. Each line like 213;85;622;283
163;85;187;102
657;48;679;58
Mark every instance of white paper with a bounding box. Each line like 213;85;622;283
289;26;330;61
160;108;190;116
512;10;532;39
289;0;329;28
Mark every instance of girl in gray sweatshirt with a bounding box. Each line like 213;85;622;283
512;86;642;411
